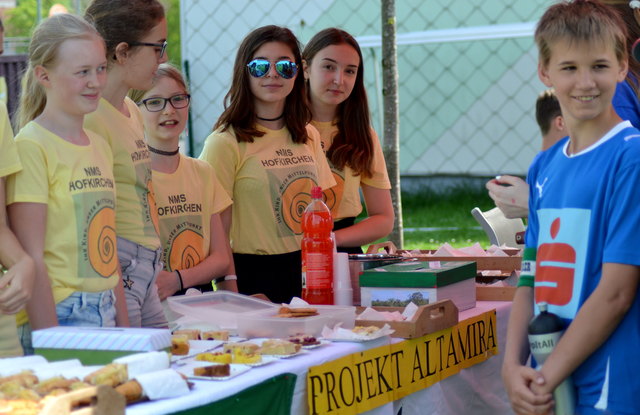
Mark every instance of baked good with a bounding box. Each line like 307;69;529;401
0;372;38;389
172;329;201;340
193;364;230;378
201;330;229;341
34;376;78;396
115;379;144;403
222;342;259;354
277;306;319;318
195;351;232;364
230;349;262;364
0;399;42;415
288;334;320;346
83;363;128;387
0;382;41;401
352;326;381;336
259;339;301;355
171;334;190;356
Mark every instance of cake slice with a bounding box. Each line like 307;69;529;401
201;330;229;341
195;351;232;364
259;339;301;355
231;349;262;364
193;364;230;378
171;335;190;355
172;329;201;340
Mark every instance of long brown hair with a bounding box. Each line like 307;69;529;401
214;25;310;144
303;28;374;177
85;0;165;67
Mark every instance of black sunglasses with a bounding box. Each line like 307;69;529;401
246;59;298;79
129;40;167;58
138;94;190;112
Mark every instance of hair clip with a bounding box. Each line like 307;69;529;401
630;0;640;9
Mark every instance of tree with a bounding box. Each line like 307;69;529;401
381;0;404;248
5;0;73;38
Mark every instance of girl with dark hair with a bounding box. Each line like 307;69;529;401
84;0;169;328
199;25;335;304
303;28;393;254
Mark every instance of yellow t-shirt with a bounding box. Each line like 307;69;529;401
0;102;22;357
84;97;160;250
199;124;335;255
6;122;119;326
311;121;391;220
153;154;231;271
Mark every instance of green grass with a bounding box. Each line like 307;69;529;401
364;184;497;252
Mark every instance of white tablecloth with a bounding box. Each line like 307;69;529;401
127;301;513;415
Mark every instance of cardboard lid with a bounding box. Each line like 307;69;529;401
32;326;171;351
359;261;476;288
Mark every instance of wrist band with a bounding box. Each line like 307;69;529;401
215;274;237;283
175;270;184;291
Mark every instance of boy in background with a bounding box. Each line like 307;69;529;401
485;89;566;219
502;1;640;414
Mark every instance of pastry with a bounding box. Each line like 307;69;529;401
172;329;201;340
171;334;190;356
195;352;232;364
0;372;38;389
201;330;229;341
115;379;144;403
259;339;301;355
83;363;128;387
193;364;230;378
34;376;78;396
277;306;319;318
0;399;42;415
288;334;320;346
230;349;262;364
222;342;259;354
352;326;380;336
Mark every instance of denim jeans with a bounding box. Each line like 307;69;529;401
18;289;116;355
117;236;167;328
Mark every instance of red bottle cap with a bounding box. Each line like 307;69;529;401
311;186;322;199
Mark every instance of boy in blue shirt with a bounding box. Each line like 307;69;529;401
502;1;640;414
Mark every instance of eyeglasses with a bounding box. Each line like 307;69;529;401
246;59;298;79
138;94;190;112
129;40;167;59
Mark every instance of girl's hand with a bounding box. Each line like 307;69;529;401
503;363;554;415
155;270;180;301
0;255;35;314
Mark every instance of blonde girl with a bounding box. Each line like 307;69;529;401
7;13;124;353
84;0;169;327
132;63;233;299
303;28;393;254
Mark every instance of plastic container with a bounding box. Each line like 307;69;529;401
236;305;356;338
166;291;278;330
301;186;334;304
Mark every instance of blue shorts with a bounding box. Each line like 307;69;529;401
117;236;167;328
18;289;116;355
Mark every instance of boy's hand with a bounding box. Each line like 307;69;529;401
0;255;35;314
503;363;554;415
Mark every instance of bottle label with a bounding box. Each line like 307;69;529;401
305;252;332;288
528;331;562;366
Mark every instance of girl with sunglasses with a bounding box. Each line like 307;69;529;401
84;0;169;328
7;14;124;353
199;25;335;304
131;63;233;300
303;28;393;254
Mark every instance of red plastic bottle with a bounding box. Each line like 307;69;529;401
301;186;334;305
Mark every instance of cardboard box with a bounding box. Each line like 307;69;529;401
476;285;516;301
398;249;522;274
355;300;458;338
33;326;171;365
359;261;477;311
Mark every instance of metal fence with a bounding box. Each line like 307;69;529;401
181;0;552;176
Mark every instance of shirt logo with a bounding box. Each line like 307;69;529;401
535;177;548;198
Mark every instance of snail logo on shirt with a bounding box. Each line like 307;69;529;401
168;228;204;270
535;208;590;319
323;167;344;215
79;194;118;278
132;156;157;238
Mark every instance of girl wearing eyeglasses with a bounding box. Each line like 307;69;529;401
303;28;393;254
6;14;123;354
84;0;168;328
131;63;233;300
199;25;335;304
